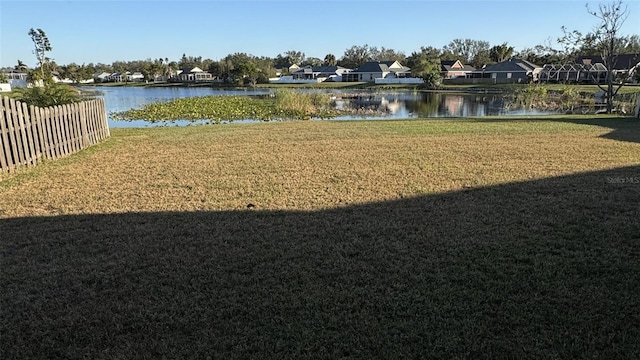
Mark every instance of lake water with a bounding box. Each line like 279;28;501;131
80;86;554;128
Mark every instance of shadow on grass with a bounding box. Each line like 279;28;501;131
558;116;640;144
2;166;640;359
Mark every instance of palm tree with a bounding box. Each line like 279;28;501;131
323;54;337;66
15;60;28;72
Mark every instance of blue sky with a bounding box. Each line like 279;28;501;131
1;0;639;68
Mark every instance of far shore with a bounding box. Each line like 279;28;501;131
75;80;640;95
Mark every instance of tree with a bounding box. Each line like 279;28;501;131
16;28;78;106
323;54;337;66
442;39;490;67
284;50;305;65
28;28;53;83
303;57;323;67
339;44;375;69
15;60;28;72
406;46;442;87
223;52;260;85
370;47;406;63
178;53;202;70
560;0;631;113
515;44;564;65
489;42;515;63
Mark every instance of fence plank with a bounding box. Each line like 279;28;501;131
31;104;46;162
92;100;101;143
72;103;82;152
21;101;38;166
60;105;71;156
90;99;100;143
73;103;83;149
94;99;103;142
3;97;20;170
66;104;77;153
89;100;98;144
40;107;51;159
53;105;65;157
103;99;110;139
14;99;29;167
0;97;12;172
8;98;27;169
44;106;58;159
79;101;88;148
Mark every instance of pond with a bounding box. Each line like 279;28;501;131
80;86;555;128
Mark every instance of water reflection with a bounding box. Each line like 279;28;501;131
81;86;556;128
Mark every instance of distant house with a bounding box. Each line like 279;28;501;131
107;71;143;82
94;72;111;82
176;67;213;81
342;61;412;82
441;60;475;79
274;63;300;76
538;63;608;84
470;58;542;83
2;69;28;88
575;53;640;81
291;66;352;81
52;71;74;84
130;72;145;81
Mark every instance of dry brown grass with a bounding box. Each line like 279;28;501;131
2;116;640;359
1;117;639;217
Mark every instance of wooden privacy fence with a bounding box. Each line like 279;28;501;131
0;96;110;173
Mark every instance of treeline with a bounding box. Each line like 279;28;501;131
10;35;640;85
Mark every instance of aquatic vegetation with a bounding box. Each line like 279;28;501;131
111;90;340;123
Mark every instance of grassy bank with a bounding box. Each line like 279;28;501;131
2;117;640;358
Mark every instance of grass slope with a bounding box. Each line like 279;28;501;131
1;117;640;359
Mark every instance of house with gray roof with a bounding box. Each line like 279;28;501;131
470;58;542;83
441;60;476;79
575;54;640;83
342;61;412;82
539;63;608;84
291;66;352;81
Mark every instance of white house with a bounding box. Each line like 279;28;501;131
3;69;28;88
176;67;213;81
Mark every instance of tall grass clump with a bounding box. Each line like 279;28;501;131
512;84;548;109
274;89;337;119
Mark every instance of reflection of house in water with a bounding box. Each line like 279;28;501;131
443;95;464;116
380;97;401;114
342;94;402;114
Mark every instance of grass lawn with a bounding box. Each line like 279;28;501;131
1;116;640;359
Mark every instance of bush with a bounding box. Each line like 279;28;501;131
13;82;80;107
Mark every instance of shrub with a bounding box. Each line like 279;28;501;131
13;82;80;107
